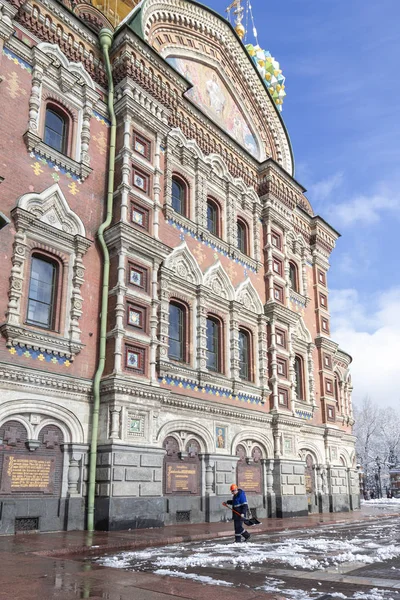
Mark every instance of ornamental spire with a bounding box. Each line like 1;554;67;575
226;0;246;40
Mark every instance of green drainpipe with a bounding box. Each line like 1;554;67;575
87;27;116;533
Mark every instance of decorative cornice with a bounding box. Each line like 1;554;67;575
0;361;92;397
272;414;304;429
162;392;273;424
104;221;171;261
314;335;339;354
0;325;84;360
264;301;300;326
23;131;92;180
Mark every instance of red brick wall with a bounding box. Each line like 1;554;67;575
0;52;108;380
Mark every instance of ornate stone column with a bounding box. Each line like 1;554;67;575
205;460;215;495
70;236;91;343
230;302;240;382
265;220;274;301
150;262;160;383
283;230;290;304
6;226;28;325
270;322;278;410
0;2;17;63
158;266;172;363
114;245;127;373
67;453;82;496
288;324;296;412
109;406;122;440
308;343;316;406
258;315;269;395
153;132;162;239
197;287;208;372
195;164;208;230
120;115;132;223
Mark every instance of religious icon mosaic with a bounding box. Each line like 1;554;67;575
167;57;259;159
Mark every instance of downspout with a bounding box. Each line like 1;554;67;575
87;27;116;532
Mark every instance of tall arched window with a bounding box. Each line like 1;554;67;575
44;106;68;154
171;176;187;216
237;219;248;254
207;198;220;236
239;328;251;381
294;355;305;401
289;261;299;293
169;301;187;362
206;316;222;372
26;254;58;329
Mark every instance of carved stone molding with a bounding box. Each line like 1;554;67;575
1;184;91;360
23;43;100;180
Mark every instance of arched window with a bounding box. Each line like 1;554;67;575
207;198;220;237
44;106;68;154
294;355;305;401
26;254;58;329
168;301;187;362
239;328;252;381
206;316;222;373
289;261;299;293
171;176;187;216
237;219;249;254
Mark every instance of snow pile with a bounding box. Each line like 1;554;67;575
154;569;233;586
362;499;400;505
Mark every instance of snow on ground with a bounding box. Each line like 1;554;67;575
153;569;234;586
98;529;400;573
362;499;400;505
96;519;400;600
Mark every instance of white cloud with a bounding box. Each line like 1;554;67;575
309;171;343;202
330;287;400;408
306;171;400;228
330;192;400;227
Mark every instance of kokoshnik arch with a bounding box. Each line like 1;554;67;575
0;0;358;533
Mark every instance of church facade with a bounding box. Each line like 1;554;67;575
0;0;358;533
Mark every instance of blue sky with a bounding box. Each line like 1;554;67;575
206;0;400;407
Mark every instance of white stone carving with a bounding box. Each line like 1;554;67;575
203;261;235;301
164;241;203;285
235;278;263;314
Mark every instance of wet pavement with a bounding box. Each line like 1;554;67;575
0;503;399;600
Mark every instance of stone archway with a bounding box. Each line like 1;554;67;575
0;420;64;532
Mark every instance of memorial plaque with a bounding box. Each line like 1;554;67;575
237;464;262;494
0;455;56;494
165;462;199;495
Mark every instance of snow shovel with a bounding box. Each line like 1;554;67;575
222;502;262;526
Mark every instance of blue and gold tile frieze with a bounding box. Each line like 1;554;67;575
167;218;257;274
92;110;111;127
159;375;263;405
8;345;71;367
30;151;81;184
3;48;33;72
295;409;313;420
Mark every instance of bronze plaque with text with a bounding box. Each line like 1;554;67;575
165;462;199;495
0;455;56;494
237;465;262;494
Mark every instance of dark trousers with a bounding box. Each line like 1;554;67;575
234;516;244;535
234;516;246;541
